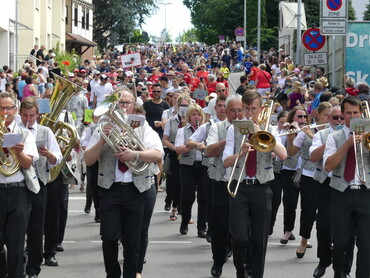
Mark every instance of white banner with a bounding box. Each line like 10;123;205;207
120;52;141;68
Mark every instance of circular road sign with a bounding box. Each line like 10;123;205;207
326;0;342;11
235;27;244;37
302;28;326;52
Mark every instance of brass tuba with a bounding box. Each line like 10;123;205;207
0;114;20;176
40;75;79;182
94;92;149;175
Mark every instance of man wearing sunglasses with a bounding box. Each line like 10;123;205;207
142;83;170;140
309;106;354;278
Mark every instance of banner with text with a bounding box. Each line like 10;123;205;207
346;22;370;84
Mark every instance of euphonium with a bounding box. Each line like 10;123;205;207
361;101;370;151
40;75;79;182
94;92;149;175
0;114;20;176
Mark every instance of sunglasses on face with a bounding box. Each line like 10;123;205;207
332;115;344;120
152;90;162;93
297;115;307;119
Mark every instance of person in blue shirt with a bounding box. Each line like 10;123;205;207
244;56;253;76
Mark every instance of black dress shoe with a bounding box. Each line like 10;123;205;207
307;242;313;248
211;264;222;277
164;204;171;211
198;229;207;238
288;233;295;240
55;244;64;252
296;246;306;259
180;224;188;235
280;238;288;244
84;205;91;214
206;233;212;243
45;257;58;266
313;265;327;278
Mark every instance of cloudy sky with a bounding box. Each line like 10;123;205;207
142;0;193;39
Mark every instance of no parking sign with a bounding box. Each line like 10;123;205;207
302;28;326;52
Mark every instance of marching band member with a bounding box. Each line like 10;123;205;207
206;94;243;277
174;103;206;236
309;105;354;278
223;90;287;278
162;94;191;220
286;102;331;258
84;89;163;278
0;92;39;278
186;95;228;238
323;96;370;278
279;107;308;245
269;110;288;235
19;97;63;278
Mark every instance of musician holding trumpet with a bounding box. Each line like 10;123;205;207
323;96;370;278
222;90;287;278
84;89;164;278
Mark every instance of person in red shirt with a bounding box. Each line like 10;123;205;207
196;63;209;83
216;73;229;96
179;65;191;85
206;74;217;94
255;64;272;100
248;60;260;86
188;69;200;92
148;68;160;84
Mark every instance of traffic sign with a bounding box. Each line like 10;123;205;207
304;52;328;66
235;27;244;37
302;28;326;52
320;18;347;35
236;36;244;42
322;0;347;18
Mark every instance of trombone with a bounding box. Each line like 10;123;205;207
227;100;276;198
353;101;370;184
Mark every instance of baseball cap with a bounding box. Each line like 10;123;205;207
116;68;124;72
73;69;79;72
146;81;152;85
137;82;144;86
125;71;134;77
94;70;101;75
68;72;74;77
100;74;108;80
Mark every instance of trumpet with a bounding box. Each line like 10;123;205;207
279;123;328;137
227;100;276;198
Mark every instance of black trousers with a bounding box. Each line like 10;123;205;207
26;183;47;276
0;185;30;278
168;150;181;209
44;174;64;259
210;180;229;266
229;181;272;278
58;184;69;245
331;188;370;278
269;172;283;235
180;162;208;230
299;175;317;239
316;178;355;272
281;169;299;233
163;149;172;207
86;161;100;213
99;182;145;278
137;185;157;274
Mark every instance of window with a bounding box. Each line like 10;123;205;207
86;11;89;30
82;8;85;29
74;7;78;27
65;6;68;24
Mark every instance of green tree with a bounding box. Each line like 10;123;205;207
364;0;370;20
176;28;199;42
160;29;172;43
348;0;356;20
304;0;320;28
93;0;157;50
131;30;150;43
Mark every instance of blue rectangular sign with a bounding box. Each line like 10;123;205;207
346;22;370;84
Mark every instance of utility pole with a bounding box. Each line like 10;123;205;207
257;0;261;59
244;0;247;50
296;0;302;66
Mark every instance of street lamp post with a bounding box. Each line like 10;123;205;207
257;0;261;59
162;2;172;42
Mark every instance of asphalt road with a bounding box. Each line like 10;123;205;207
37;183;343;278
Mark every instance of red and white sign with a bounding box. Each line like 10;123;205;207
302;28;326;52
235;27;244;37
120;52;141;68
322;0;347;18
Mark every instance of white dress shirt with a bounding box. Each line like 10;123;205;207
175;126;202;161
323;125;362;185
309;126;335;178
87;121;164;183
293;131;315;177
0;121;39;183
